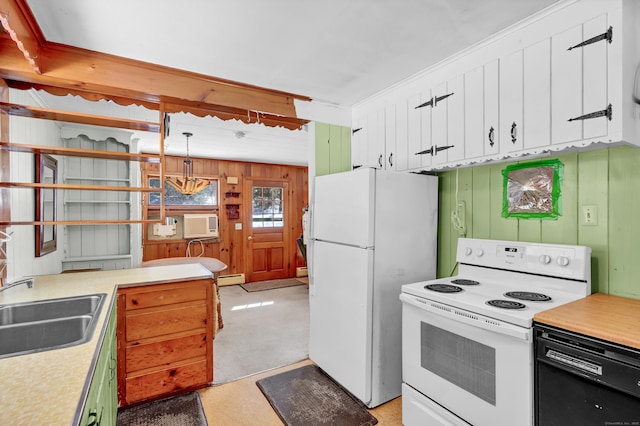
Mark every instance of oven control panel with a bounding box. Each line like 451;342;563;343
456;238;591;280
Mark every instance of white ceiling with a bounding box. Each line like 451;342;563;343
24;0;559;165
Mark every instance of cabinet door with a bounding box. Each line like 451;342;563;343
465;65;485;159
407;93;423;170
523;38;551;149
431;81;449;166
445;74;465;163
367;110;385;169
500;50;524;153
384;104;397;171
395;100;409;171
484;59;500;157
582;14;608;140
418;89;433;169
351;117;365;170
552;14;610;145
552;24;583;144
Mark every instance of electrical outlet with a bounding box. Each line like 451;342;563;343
582;205;597;226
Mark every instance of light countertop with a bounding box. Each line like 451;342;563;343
0;264;212;426
533;292;640;350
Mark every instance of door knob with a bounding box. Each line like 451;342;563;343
248;236;253;240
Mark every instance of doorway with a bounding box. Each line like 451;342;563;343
244;179;291;282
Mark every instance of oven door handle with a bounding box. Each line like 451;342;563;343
400;293;532;342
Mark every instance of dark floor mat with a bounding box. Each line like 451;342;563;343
116;392;208;426
256;364;378;426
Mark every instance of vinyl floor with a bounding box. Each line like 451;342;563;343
198;359;403;425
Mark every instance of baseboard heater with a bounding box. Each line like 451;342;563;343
218;273;245;286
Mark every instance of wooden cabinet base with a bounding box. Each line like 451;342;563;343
117;278;214;406
125;358;208;404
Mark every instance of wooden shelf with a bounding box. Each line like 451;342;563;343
0;219;163;226
0;182;159;192
0;101;161;133
64;200;131;204
0;141;161;163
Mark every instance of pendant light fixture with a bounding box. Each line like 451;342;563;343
165;132;211;195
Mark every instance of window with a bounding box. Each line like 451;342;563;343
252;186;283;228
148;177;218;206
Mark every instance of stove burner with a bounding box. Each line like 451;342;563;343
425;284;463;293
505;291;552;302
451;279;480;286
486;299;527;310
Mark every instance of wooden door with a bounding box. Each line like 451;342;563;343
244;179;291;282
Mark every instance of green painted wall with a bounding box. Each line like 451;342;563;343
315;122;351;176
437;145;640;300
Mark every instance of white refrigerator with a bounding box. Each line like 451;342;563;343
309;167;438;408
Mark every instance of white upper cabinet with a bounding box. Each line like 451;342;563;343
500;50;523;154
352;0;640;171
552;15;610;145
483;59;500;158
523;38;552;150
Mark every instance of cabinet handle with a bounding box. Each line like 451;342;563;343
388;153;393;167
510;122;517;144
568;26;613;51
378;154;383;168
488;126;495;147
568;104;613;122
87;407;103;426
352;164;363;170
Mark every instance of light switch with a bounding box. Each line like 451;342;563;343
581;205;597;226
235;223;242;230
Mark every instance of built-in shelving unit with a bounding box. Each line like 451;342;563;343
0;99;167;226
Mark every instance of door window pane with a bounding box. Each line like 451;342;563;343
252;186;283;228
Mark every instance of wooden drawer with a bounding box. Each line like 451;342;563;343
125;358;208;404
126;333;208;372
125;303;207;341
124;280;209;310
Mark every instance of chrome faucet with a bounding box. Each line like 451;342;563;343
0;277;34;293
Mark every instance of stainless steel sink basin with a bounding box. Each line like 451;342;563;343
0;294;106;359
0;294;105;325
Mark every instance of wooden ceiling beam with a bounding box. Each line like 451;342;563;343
0;0;42;73
0;0;313;129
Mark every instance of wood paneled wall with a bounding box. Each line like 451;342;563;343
437;145;640;300
141;156;308;279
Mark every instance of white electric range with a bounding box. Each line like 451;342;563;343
400;238;591;426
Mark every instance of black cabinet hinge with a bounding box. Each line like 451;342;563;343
415;145;454;156
568;26;613;51
415;92;454;109
568;104;612;122
352;127;362;134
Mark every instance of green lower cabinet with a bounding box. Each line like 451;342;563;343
80;302;117;426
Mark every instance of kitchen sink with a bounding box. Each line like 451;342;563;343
0;294;106;359
0;294;105;325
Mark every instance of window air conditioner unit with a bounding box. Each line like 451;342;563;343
183;214;219;238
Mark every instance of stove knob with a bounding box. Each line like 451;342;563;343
475;248;484;257
465;247;473;256
556;256;570;267
539;255;551;265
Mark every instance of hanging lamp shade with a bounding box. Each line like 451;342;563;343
165;132;211;195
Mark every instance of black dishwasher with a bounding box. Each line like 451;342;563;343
534;324;640;426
